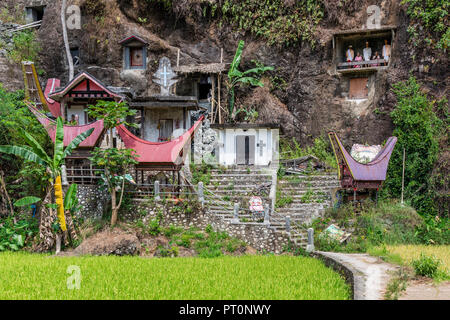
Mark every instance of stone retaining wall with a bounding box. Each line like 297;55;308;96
73;186;292;253
75;185;109;220
129;199;291;254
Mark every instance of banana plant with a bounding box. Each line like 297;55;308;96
0;117;93;231
227;40;274;120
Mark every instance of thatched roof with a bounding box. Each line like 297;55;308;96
173;63;227;74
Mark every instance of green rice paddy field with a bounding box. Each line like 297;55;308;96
0;253;350;300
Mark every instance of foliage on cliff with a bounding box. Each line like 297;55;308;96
402;0;449;51
384;76;447;218
145;0;324;48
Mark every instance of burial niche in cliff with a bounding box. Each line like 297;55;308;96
333;26;396;74
25;5;46;24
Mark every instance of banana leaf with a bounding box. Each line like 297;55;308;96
0;145;47;166
63;128;94;159
14;196;41;207
63;183;78;211
53;117;65;169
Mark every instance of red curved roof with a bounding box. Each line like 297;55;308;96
27;103;105;148
43;78;62;117
117;116;204;165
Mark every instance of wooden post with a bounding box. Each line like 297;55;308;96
401;147;405;205
60;97;67;121
177;48;180;67
232;202;239;223
218;73;222;124
211;74;215;123
198;182;204;207
218;48;223;124
306;228;315;252
264;204;270;224
285;216;291;232
154;180;160;201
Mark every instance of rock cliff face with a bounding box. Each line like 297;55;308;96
0;0;447;148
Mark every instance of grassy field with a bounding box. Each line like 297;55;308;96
0;253;350;300
369;245;450;274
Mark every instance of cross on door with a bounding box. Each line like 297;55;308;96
258;140;266;157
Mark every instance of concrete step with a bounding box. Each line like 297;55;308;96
276;202;329;209
279;182;340;189
211;172;272;178
211;169;274;174
279;175;338;182
209;179;272;185
208;184;271;190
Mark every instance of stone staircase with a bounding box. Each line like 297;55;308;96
270;172;340;247
202;166;339;250
204;167;274;221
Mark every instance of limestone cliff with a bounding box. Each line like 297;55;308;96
0;0;447;148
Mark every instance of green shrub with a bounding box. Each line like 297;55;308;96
275;191;293;208
157;245;179;257
0;215;38;251
280;136;336;169
177;234;192;248
411;253;441;278
148;218;161;236
384;76;444;217
5;30;41;64
191;161;213;185
205;224;213;234
312;199;426;252
162;224;183;238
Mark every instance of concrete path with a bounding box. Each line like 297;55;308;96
399;279;450;300
317;252;399;300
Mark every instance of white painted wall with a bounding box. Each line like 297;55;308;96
143;108;187;142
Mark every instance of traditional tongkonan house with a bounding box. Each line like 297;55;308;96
21;59;204;186
47;72;125;125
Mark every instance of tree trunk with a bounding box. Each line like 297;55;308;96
35;187;56;252
61;0;74;81
65;210;78;242
111;186;118;226
55;233;61;255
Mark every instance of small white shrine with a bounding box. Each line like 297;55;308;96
209;123;279;167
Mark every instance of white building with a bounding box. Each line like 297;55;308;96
209;124;279;167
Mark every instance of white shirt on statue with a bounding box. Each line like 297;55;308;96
363;47;372;61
